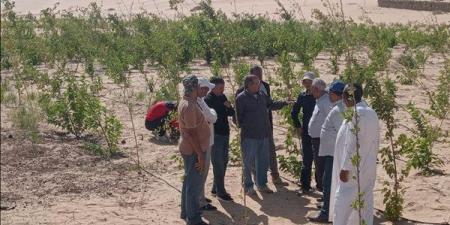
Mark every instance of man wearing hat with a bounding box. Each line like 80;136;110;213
308;80;345;223
179;75;211;225
196;77;218;211
291;72;317;194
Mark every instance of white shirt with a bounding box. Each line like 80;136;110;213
331;101;380;225
319;100;345;156
197;97;217;146
308;93;333;138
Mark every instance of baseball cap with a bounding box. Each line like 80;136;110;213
328;80;346;94
198;77;215;90
302;72;315;81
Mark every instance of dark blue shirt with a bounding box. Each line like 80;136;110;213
291;91;316;133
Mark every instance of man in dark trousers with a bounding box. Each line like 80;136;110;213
291;72;317;195
236;65;289;186
204;77;235;202
236;75;289;195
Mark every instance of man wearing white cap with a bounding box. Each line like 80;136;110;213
196;77;218;211
291;72;317;194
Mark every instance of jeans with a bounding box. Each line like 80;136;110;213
241;138;269;190
320;156;334;218
211;135;230;196
199;147;211;207
312;138;325;190
300;133;313;190
181;153;204;225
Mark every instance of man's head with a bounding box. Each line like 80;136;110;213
244;75;260;94
328;80;345;103
197;77;215;98
210;77;225;96
342;83;363;107
311;78;327;99
301;72;315;91
250;65;263;81
182;75;199;98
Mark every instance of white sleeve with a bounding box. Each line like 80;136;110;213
199;98;217;124
342;121;357;172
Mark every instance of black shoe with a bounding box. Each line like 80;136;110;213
316;202;323;209
316;187;324;192
211;190;217;196
200;203;217;211
205;197;212;203
217;194;233;202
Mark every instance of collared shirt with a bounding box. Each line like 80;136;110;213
204;92;235;136
197;97;217;146
319;100;345;156
178;96;211;155
291;91;316;133
308;93;333;138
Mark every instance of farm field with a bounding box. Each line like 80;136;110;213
1;1;449;225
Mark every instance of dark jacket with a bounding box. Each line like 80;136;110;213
236;90;287;139
236;81;275;127
204;92;235;136
290;91;316;134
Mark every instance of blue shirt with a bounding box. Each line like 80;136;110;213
291;91;316;134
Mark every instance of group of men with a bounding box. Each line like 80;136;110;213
176;65;380;225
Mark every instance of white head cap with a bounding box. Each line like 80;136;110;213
198;77;215;90
303;72;315;81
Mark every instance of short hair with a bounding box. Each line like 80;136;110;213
312;78;326;91
343;83;363;103
244;75;259;89
210;77;225;85
250;65;262;76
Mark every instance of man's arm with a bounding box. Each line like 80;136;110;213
291;95;302;128
199;99;217;124
340;121;357;182
224;96;235;117
264;93;288;111
235;96;245;128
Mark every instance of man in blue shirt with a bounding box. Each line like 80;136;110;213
291;72;316;194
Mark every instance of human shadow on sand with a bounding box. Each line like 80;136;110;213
203;200;269;225
248;185;313;224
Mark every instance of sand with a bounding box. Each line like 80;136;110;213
1;1;450;225
11;0;450;24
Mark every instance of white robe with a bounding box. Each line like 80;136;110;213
330;101;380;225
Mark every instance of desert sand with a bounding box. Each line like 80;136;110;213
1;1;450;225
11;0;450;24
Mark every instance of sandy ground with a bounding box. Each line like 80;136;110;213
1;38;450;225
11;0;450;24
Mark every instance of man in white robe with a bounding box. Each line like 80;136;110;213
197;77;218;211
331;84;380;225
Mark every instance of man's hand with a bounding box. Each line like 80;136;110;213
297;127;303;136
195;154;205;174
286;100;296;105
224;101;232;108
340;170;349;183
